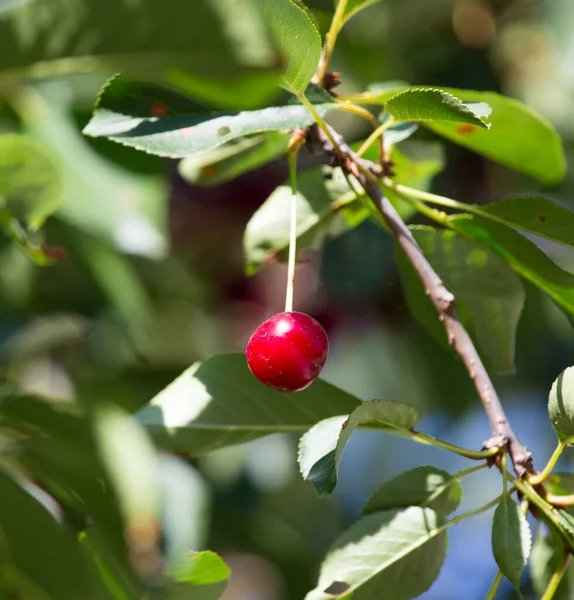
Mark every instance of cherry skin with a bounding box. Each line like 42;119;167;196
246;311;329;392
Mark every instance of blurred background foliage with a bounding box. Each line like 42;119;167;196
1;0;574;598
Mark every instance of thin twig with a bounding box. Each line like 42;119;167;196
311;124;533;478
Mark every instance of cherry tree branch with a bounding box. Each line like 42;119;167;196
311;124;534;478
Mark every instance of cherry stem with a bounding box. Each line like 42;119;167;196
285;148;299;313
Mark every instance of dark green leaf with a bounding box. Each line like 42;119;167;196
450;215;574;324
384;88;490;128
548;367;574;442
480;196;574;249
530;524;569;600
491;495;531;590
396;226;525;375
298;400;420;497
167;551;229;600
298;416;348;497
255;0;321;93
84;77;335;158
425;88;565;184
137;353;360;455
305;507;447;600
0;468;113;599
178;132;290;186
0;133;63;230
0;0;281;109
364;466;462;517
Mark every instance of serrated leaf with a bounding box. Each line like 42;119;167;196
84;77;335;158
450;215;574;326
167;551;230;600
530;524;569;600
137;353;360;456
0;133;64;230
178;132;290;186
0;468;114;599
0;0;282;109
384;88;490;129
255;0;322;93
364;466;462;517
491;495;531;590
479;197;574;249
425;88;565;185
349;85;565;184
298;416;348;497
298;400;420;497
548;367;574;442
395;226;525;375
305;507;447;600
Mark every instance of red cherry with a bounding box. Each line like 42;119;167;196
246;311;329;392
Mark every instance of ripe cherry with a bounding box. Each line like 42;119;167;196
246;311;329;392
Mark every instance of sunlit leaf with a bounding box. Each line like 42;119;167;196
298;400;420;496
84;77;335;159
306;507;447;600
167;551;230;600
137;353;360;455
385;88;490;129
255;0;322;93
548;367;574;442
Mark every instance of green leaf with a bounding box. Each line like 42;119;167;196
339;0;383;24
396;226;525;375
167;551;230;600
0;133;63;230
480;196;574;249
530;524;569;600
178;132;290;186
298;400;420;497
546;472;574;496
384;88;490;129
0;0;282;109
548;367;574;442
84;77;335;159
255;0;321;93
244;143;445;275
364;466;462;517
298;415;348;497
425;88;565;185
450;215;574;325
243;166;360;275
137;353;360;455
305;507;447;600
491;495;531;590
18;86;167;259
0;468;113;599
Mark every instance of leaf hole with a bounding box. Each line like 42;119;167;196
323;581;351;596
218;126;232;137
